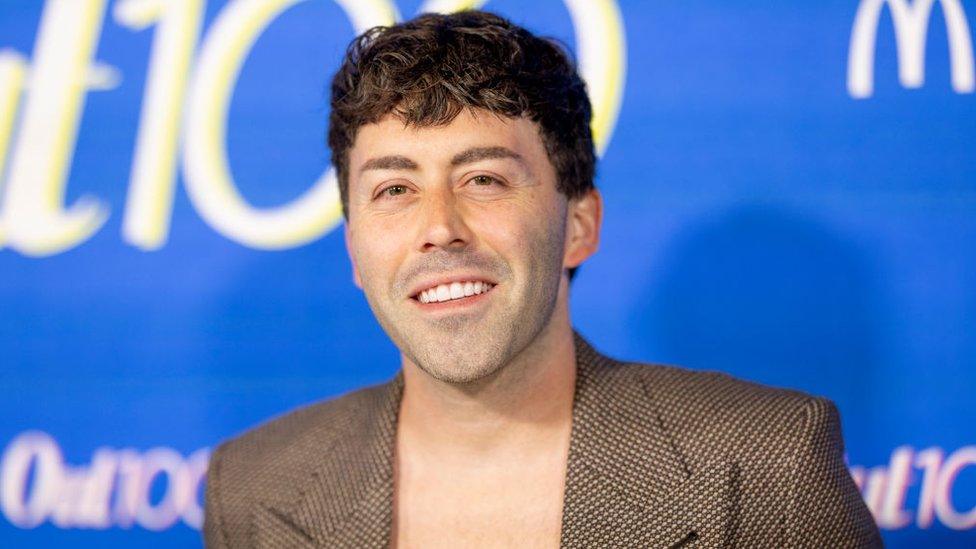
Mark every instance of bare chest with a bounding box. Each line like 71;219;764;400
390;458;568;549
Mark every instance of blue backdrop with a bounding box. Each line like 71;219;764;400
1;0;974;546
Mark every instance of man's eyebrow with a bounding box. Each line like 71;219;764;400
357;147;524;175
359;155;419;173
450;146;525;167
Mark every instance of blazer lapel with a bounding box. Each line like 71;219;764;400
252;504;319;548
255;370;404;548
560;334;736;548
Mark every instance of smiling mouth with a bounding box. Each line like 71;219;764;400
414;281;495;304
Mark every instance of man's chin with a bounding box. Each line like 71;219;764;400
419;363;502;385
402;337;511;385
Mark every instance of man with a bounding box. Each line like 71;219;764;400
203;10;882;548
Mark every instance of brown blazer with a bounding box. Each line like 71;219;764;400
203;333;883;548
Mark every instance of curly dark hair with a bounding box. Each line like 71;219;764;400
327;10;596;218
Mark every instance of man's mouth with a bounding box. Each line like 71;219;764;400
414;281;495;304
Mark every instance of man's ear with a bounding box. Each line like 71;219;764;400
564;188;603;269
344;223;364;289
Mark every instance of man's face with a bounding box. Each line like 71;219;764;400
344;108;574;384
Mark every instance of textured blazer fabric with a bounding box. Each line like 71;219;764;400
203;333;883;548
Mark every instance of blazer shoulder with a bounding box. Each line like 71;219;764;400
618;361;828;453
625;359;817;406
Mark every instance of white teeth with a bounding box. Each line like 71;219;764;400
418;281;494;303
450;282;464;299
436;285;451;302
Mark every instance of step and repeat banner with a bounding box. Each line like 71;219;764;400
1;0;974;546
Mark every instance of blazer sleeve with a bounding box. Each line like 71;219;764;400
203;443;231;549
784;396;884;548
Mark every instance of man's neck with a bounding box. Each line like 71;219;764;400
396;297;577;460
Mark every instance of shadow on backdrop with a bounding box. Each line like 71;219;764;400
635;205;882;444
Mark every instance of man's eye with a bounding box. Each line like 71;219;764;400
470;175;499;186
382;185;408;197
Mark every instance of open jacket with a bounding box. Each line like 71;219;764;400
203;333;883;548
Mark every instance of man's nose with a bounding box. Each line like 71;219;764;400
418;190;473;253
